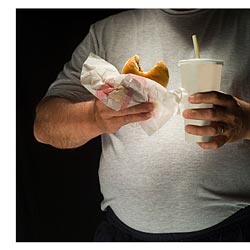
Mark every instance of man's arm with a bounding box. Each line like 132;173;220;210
33;97;154;149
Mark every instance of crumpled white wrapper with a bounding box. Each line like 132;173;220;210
80;53;187;135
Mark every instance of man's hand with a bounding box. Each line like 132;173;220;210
182;91;250;149
34;97;154;149
93;99;154;134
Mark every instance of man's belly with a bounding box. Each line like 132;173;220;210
98;115;250;233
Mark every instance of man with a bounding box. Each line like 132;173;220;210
34;9;250;241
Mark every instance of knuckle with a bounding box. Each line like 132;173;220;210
225;93;234;101
192;93;202;102
120;108;127;115
211;91;231;102
232;115;239;125
192;127;199;135
207;109;216;119
230;111;241;125
224;94;236;106
211;91;221;101
124;115;130;124
231;98;239;107
210;126;217;135
213;92;236;105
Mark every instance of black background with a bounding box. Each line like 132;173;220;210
16;9;128;242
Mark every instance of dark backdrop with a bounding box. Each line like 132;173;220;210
16;9;128;242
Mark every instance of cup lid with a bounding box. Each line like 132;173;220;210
178;58;224;66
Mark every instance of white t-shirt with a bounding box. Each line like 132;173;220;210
46;9;250;233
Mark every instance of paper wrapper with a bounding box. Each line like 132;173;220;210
80;53;187;135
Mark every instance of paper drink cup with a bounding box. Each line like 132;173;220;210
178;59;223;142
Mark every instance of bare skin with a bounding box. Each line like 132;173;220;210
34;91;250;150
182;91;250;149
33;97;154;149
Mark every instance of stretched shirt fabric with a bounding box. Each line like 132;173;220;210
45;9;250;233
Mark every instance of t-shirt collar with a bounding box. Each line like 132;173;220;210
161;9;204;15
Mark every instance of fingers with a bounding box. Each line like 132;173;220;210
189;91;238;108
94;99;154;134
113;103;154;128
197;136;228;150
184;121;229;149
114;112;153;126
185;122;227;137
95;99;154;117
182;91;249;148
116;102;155;116
182;106;235;123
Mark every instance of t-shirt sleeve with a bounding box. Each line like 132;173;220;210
44;25;99;102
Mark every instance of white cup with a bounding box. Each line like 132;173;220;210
178;59;223;142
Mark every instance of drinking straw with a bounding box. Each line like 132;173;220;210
192;34;200;59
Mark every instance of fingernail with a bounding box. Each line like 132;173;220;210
148;103;155;111
185;126;191;133
182;110;187;118
189;95;195;102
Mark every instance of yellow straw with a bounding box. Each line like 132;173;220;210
192;34;200;59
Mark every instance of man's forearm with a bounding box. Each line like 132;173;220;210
33;97;101;149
